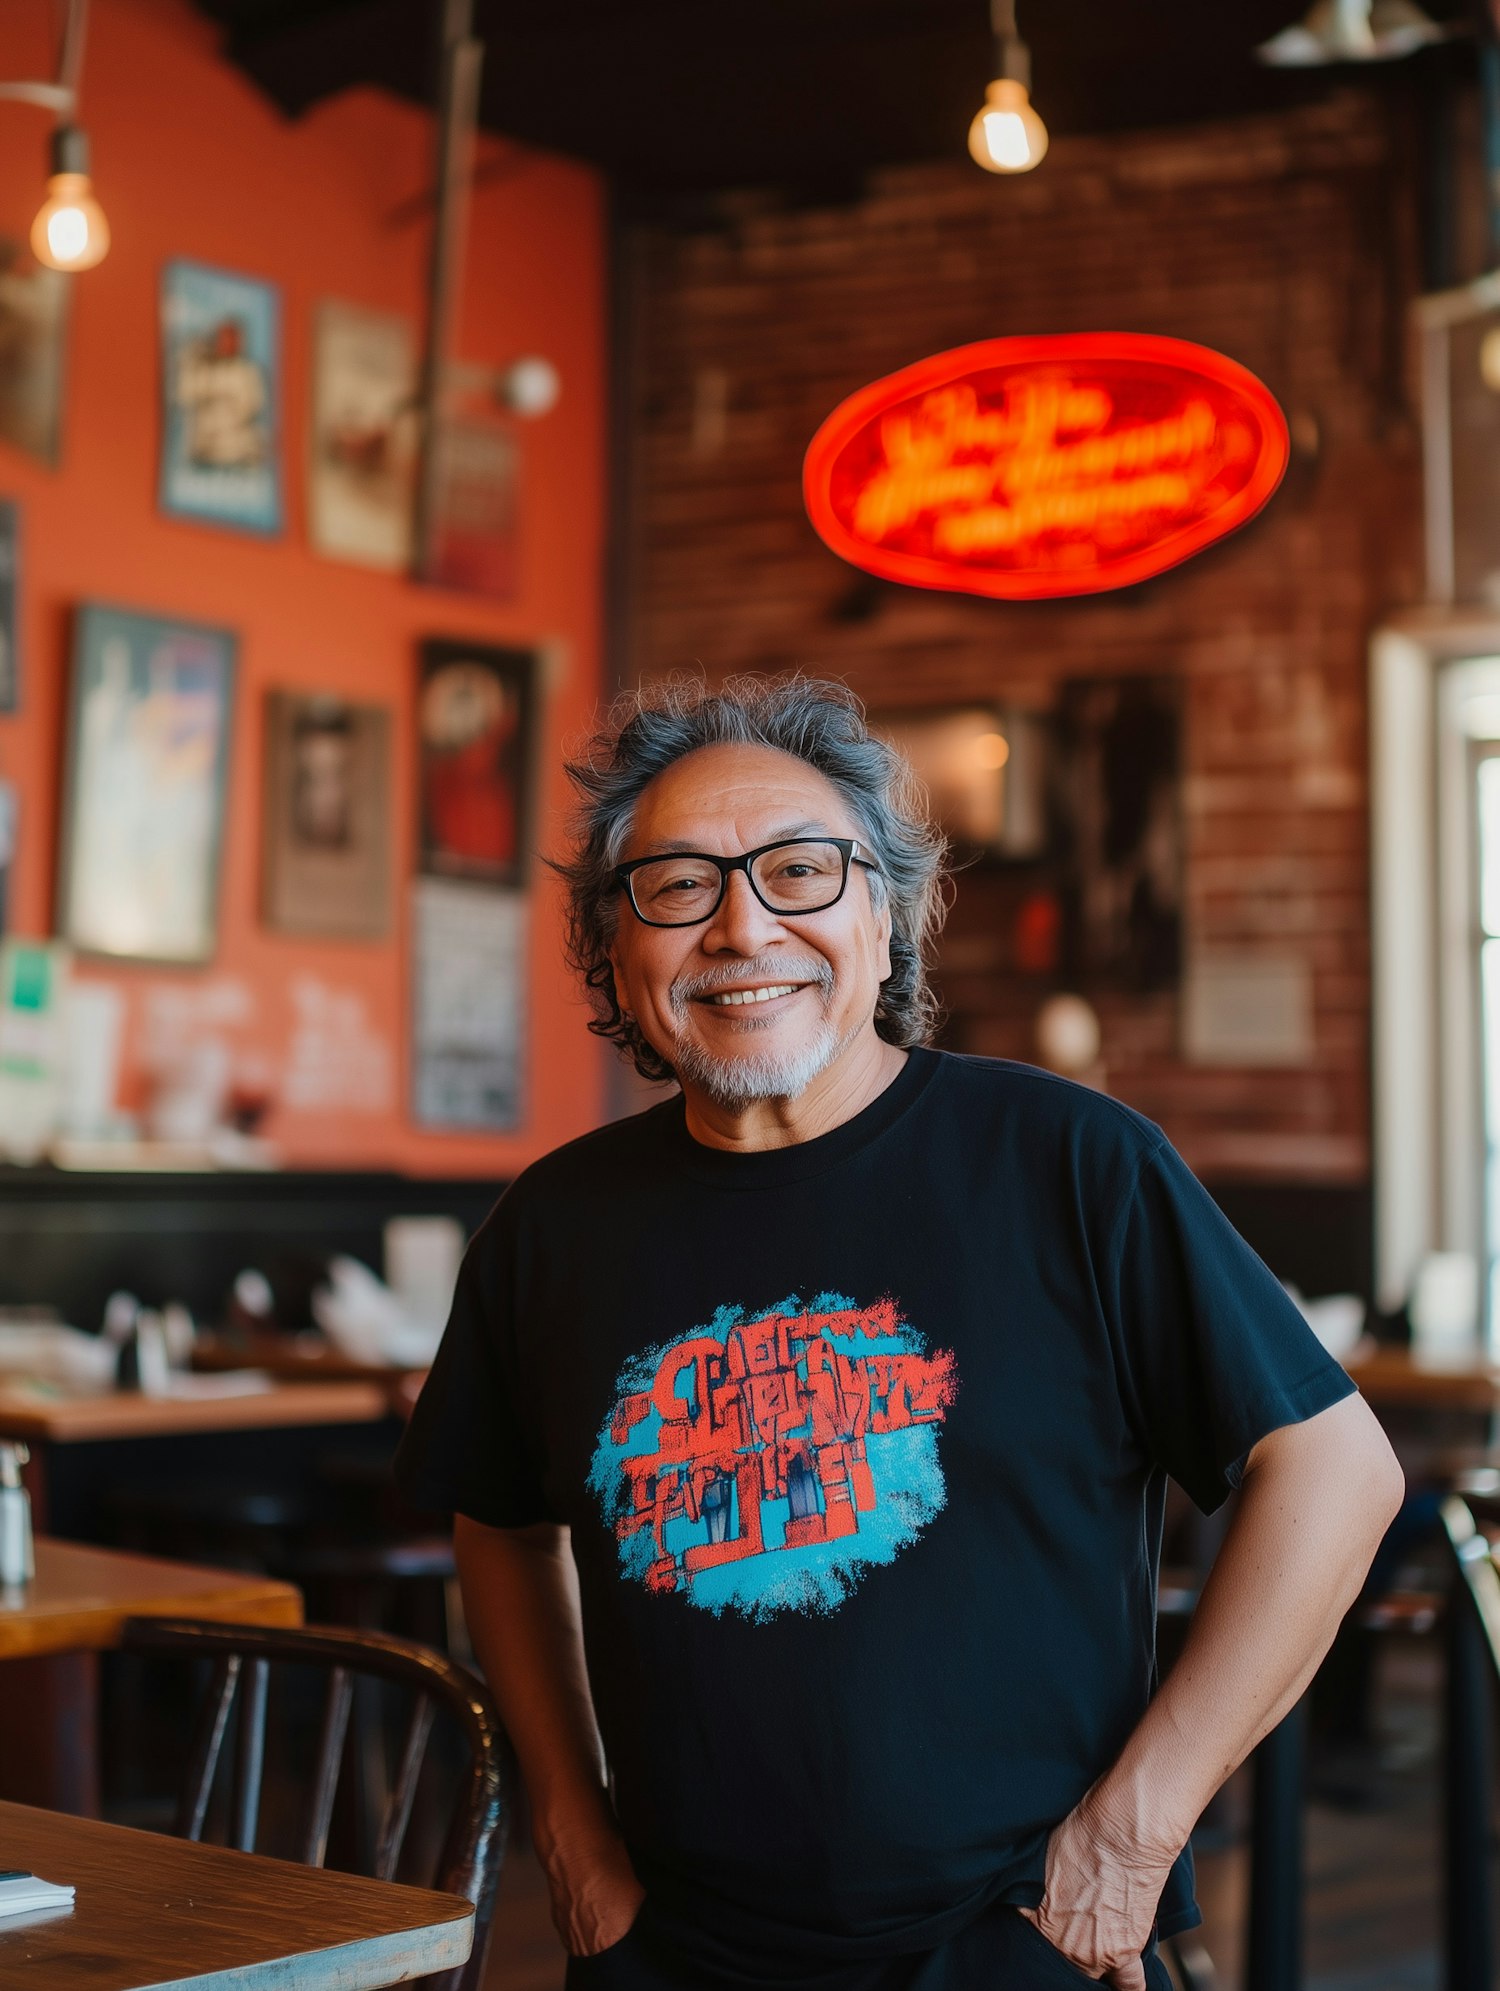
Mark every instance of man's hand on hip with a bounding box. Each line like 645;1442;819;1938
1018;1788;1178;1989
537;1812;647;1959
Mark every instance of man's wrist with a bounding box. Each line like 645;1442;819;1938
1079;1758;1196;1870
530;1784;623;1873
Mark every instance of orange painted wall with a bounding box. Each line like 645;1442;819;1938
0;0;610;1172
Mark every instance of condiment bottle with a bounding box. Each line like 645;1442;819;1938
0;1442;34;1587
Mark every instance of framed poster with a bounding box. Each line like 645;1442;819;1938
1049;676;1182;992
419;397;519;597
159;259;282;535
0;238;68;467
411;877;525;1130
0;499;17;712
57;605;236;964
309;301;418;570
417;638;537;886
262;691;392;937
0;782;14;937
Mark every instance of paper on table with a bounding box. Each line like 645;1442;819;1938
0;1871;75;1917
160;1370;274;1399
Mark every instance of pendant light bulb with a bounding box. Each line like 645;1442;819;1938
968;77;1049;173
30;127;109;272
969;1;1047;174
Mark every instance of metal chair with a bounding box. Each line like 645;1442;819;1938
121;1615;510;1991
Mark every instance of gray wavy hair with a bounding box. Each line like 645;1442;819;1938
555;673;950;1082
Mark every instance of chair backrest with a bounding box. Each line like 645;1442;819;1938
1441;1493;1500;1675
122;1615;509;1991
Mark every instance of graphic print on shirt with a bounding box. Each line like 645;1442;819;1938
587;1293;959;1620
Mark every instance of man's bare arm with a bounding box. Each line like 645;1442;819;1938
454;1514;645;1956
1028;1389;1405;1990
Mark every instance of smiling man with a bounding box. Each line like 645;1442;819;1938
396;675;1402;1991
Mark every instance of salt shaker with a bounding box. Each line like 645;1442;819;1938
0;1441;34;1587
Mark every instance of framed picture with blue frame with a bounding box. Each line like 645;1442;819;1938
159;259;282;536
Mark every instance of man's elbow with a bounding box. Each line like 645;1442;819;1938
1331;1394;1405;1540
1368;1426;1406;1531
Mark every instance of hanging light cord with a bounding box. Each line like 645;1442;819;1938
0;0;87;114
988;0;1031;89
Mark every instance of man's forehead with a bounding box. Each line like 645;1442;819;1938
627;744;857;849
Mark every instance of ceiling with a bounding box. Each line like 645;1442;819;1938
194;0;1476;197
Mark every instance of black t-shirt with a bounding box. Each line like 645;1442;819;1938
396;1049;1355;1966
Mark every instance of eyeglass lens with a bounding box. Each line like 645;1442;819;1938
629;840;848;925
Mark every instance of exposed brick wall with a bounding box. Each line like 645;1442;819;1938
618;93;1425;1183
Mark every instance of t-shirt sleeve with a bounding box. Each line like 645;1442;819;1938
392;1222;557;1528
1103;1136;1358;1514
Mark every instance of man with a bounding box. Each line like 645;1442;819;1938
397;675;1402;1990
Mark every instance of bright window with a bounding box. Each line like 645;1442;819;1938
1480;751;1500;1331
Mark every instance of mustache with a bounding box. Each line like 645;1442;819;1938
670;957;834;1009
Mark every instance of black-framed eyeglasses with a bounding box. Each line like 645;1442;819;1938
613;837;878;929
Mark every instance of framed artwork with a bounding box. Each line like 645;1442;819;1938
57;605;236;964
418;398;519;597
0;499;17;712
309;301;418;570
417;638;537;886
1049;676;1183;992
262;691;392;938
411;877;525;1130
869;704;1050;860
159;259;282;535
0;782;14;938
0;238;68;467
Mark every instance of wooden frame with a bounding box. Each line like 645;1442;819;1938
261;691;392;938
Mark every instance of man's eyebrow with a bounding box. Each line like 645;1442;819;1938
632;820;837;858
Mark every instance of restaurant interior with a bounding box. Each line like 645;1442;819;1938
4;0;1500;1986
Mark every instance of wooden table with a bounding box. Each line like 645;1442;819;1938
1346;1346;1500;1416
0;1380;395;1816
0;1379;390;1450
0;1537;302;1660
0;1539;302;1817
0;1379;401;1548
191;1330;424;1394
0;1799;473;1990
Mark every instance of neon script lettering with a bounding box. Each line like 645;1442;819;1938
803;334;1289;601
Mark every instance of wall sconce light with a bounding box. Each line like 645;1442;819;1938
496;355;561;418
968;0;1049;174
445;354;562;418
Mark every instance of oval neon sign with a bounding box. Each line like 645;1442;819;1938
803;333;1289;600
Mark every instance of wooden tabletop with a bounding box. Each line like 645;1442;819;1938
0;1799;473;1990
0;1379;390;1444
0;1538;302;1660
191;1330;423;1384
1346;1346;1500;1414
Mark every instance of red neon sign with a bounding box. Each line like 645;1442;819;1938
803;334;1289;600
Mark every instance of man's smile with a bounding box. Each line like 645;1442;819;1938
696;983;810;1009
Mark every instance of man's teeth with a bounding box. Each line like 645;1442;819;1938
707;984;802;1007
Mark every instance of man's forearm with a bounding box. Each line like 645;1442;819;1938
453;1514;614;1853
1091;1390;1406;1855
455;1514;645;1955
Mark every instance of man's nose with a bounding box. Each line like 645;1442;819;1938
703;868;785;952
